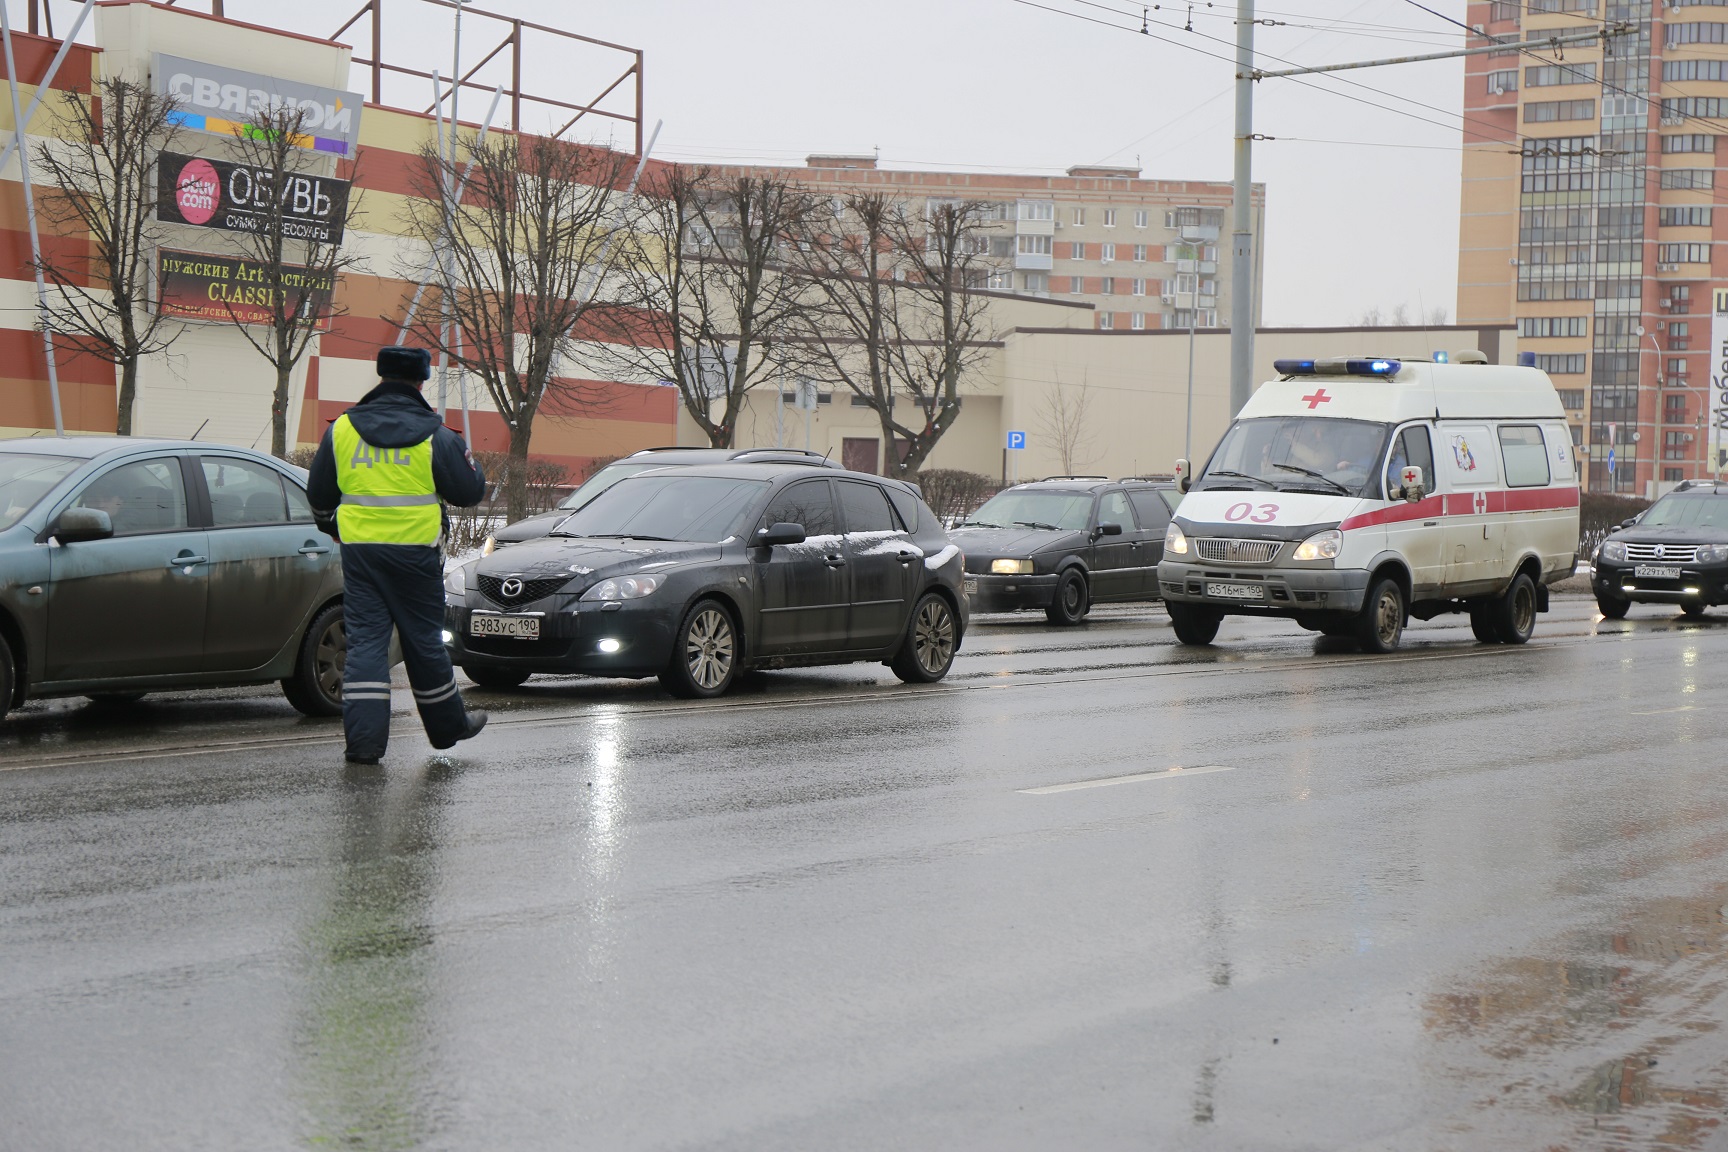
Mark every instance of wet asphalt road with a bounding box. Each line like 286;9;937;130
3;596;1728;1151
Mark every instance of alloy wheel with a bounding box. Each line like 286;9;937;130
685;607;735;690
315;617;346;702
913;599;956;675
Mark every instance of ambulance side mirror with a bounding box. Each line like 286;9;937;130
1398;466;1425;503
1174;458;1191;494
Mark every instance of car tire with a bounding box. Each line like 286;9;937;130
281;602;346;718
1491;572;1538;645
1354;576;1406;654
0;630;14;722
463;666;531;690
1681;601;1707;618
891;592;960;684
659;599;739;699
1044;568;1088;626
1167;602;1222;646
1595;593;1630;620
1468;603;1499;643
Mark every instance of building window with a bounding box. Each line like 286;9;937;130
1022;272;1047;293
1134;209;1148;228
1524;99;1595;123
1518;316;1588;338
1017;199;1054;221
1660;169;1714;191
1657;242;1710;263
1489;0;1520;18
1071;277;1086;295
1667;20;1728;46
1073;207;1085;226
1131;312;1145;330
1665;393;1687;417
1487;69;1518;94
1102;209;1116;227
1101;277;1115;295
1675;285;1693;301
1663;97;1728;120
1659;206;1713;227
1101;242;1116;262
1175;272;1198;294
1131;278;1146;296
1017;234;1053;256
1557;389;1586;409
1663;60;1728;83
1530;0;1599;12
1533;353;1587;374
1672;321;1691;338
1525;63;1595;86
1099;313;1114;330
1668;357;1690;377
1070;241;1087;260
1133;244;1147;262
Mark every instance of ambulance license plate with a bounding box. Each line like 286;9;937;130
1634;564;1681;579
470;614;540;639
963;577;978;595
1206;581;1264;600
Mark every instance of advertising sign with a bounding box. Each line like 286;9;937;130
1713;289;1728;471
157;249;334;327
158;151;349;244
153;54;364;158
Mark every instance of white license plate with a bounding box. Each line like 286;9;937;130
470;614;540;639
1634;564;1681;579
963;577;978;595
1206;581;1265;600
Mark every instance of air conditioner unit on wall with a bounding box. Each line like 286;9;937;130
1160;294;1175;305
1658;263;1679;272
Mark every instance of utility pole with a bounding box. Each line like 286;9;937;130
1225;19;1618;417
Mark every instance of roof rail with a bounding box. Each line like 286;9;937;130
1118;475;1174;483
731;448;828;458
1039;474;1109;482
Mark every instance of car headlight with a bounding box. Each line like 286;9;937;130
443;563;468;600
481;535;497;557
1165;523;1189;555
1293;529;1342;561
581;573;665;601
1599;539;1628;563
990;558;1034;575
1697;543;1728;563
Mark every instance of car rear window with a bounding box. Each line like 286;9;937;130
884;486;920;532
0;452;79;531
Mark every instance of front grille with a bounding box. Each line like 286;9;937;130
477;573;572;606
1196;538;1281;564
1624;543;1699;563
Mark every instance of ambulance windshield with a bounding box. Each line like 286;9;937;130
1199;417;1392;498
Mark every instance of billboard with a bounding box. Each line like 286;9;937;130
158;151;349;244
153;54;364;158
1714;289;1728;470
157;250;335;327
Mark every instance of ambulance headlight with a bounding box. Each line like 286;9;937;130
1165;523;1189;555
1697;544;1728;564
443;563;468;601
582;573;664;601
1293;529;1342;561
1599;539;1628;563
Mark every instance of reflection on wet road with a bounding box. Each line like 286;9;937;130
3;596;1727;1148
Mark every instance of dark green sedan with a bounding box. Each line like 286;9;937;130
0;437;347;721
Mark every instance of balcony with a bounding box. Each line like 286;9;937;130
1014;252;1053;271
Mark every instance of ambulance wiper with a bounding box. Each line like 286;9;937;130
1201;469;1273;490
1273;463;1350;496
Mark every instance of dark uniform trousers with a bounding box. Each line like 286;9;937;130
341;542;469;757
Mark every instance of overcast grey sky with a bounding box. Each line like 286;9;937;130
43;0;1474;327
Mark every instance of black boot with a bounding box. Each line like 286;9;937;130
431;709;487;750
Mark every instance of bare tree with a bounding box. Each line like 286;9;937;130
1038;377;1097;474
794;194;999;479
1356;305;1386;327
31;76;185;436
400;133;637;519
592;166;818;447
211;104;360;458
1425;304;1450;326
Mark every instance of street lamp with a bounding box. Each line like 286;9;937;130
1635;324;1665;496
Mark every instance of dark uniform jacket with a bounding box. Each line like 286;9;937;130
307;381;487;527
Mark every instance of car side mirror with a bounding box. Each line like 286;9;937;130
1619;516;1638;528
55;507;113;543
1174;458;1192;494
1397;465;1425;503
1094;521;1123;538
756;521;806;547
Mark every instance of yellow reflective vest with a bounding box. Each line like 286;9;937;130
332;414;441;545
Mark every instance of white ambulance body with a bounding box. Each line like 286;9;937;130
1157;354;1580;651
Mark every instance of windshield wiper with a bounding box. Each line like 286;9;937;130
1013;520;1064;531
578;533;677;541
1200;469;1273;490
1272;463;1351;496
955;519;1003;528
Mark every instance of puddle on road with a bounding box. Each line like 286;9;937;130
1424;885;1728;1148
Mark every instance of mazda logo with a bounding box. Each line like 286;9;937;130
500;578;524;599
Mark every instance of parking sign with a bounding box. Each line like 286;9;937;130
1007;430;1027;450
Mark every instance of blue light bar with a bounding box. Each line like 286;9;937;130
1433;350;1449;364
1274;357;1402;378
1518;350;1537;367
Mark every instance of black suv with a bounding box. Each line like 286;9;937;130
483;447;841;552
1593;479;1728;618
949;477;1179;625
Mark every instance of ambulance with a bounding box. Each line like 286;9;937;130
1157;352;1580;652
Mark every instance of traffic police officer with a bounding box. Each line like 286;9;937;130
308;346;489;764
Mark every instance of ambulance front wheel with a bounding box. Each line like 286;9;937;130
1354;576;1406;654
1491;572;1538;645
1167;602;1222;646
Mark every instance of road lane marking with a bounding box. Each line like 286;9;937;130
1018;764;1235;794
1631;705;1696;715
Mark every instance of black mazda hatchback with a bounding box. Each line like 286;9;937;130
1593;479;1728;618
444;463;967;697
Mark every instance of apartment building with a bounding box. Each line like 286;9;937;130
725;155;1265;334
1458;0;1722;495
